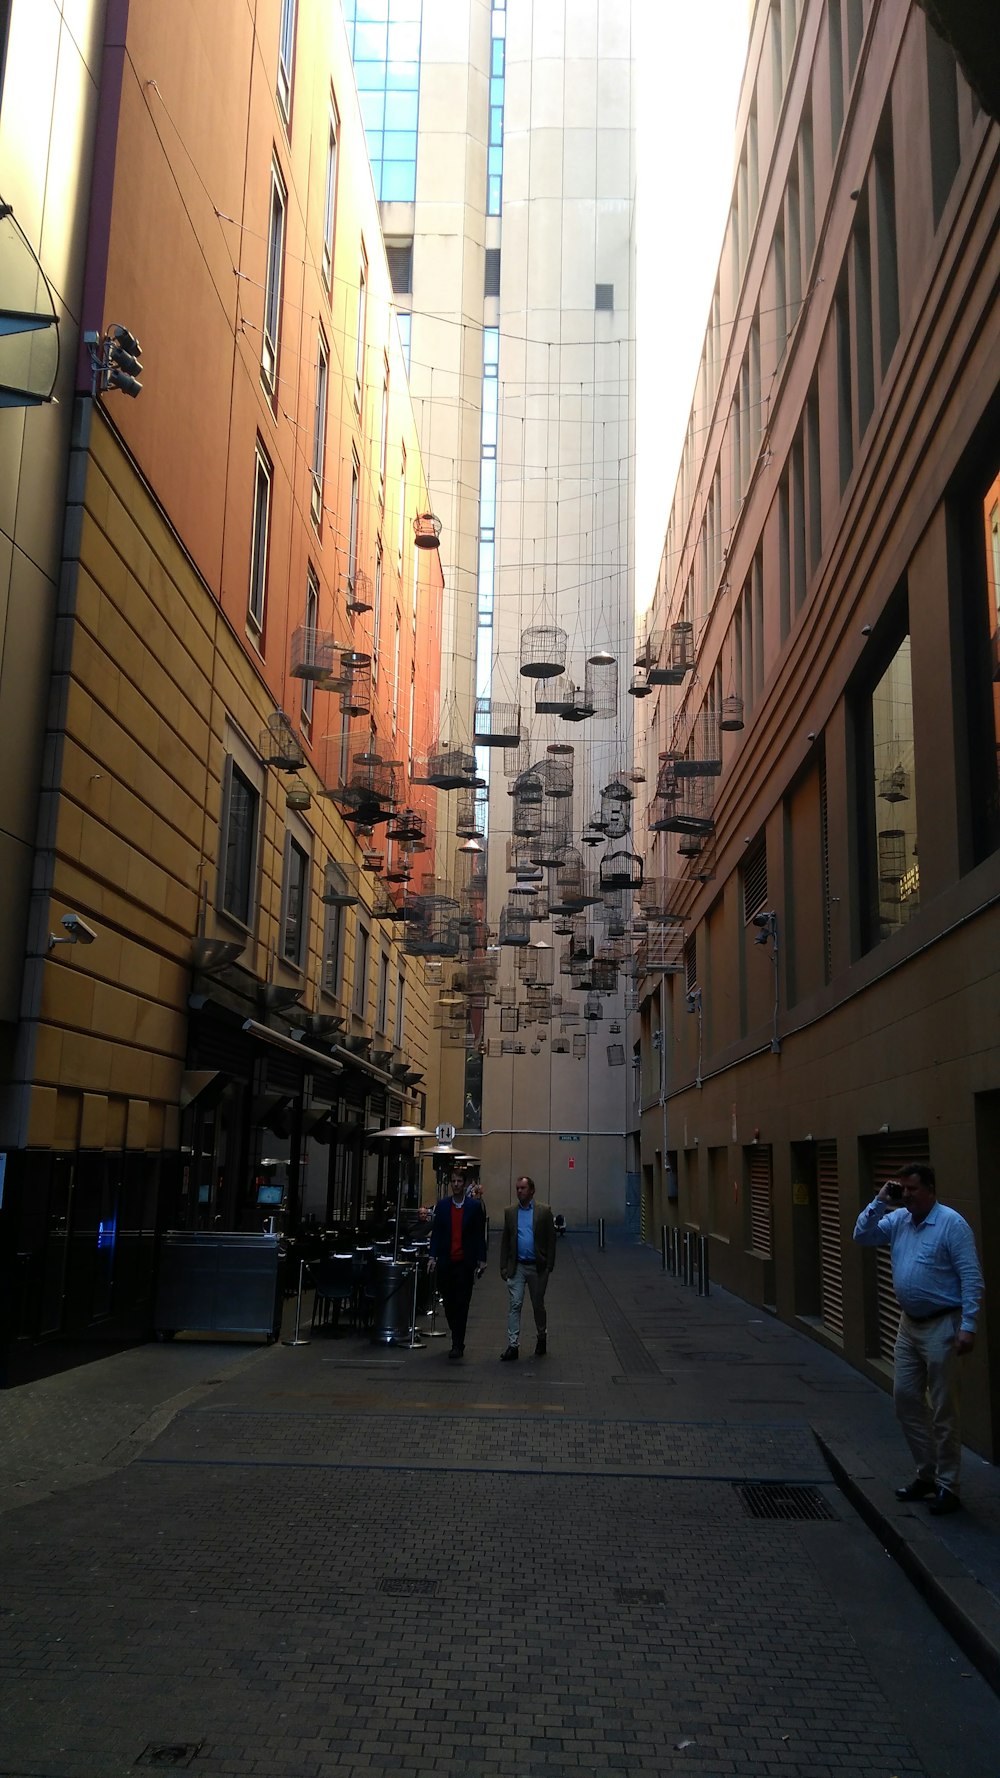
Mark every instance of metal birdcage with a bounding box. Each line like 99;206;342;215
637;926;686;973
340;654;372;717
541;755;573;799
552;847;586;911
654;775;716;836
648;620;694;685
675;709;723;777
527;806;570;868
637;876;684;923
599;851;644;893
404;893;461;956
512;767;544;806
455;787;486;838
503;737;531;779
520;623;567;679
584;655;618;719
347;567;373;614
418;747;477;789
387;807;427;846
499;903;531;947
321;860;362;907
512;796;543;840
474;697;522;748
591;959;619;992
413;512;442;550
260;709;304;771
572;1033;588;1058
720;694;745;732
607;1043;626;1066
290;625;338;681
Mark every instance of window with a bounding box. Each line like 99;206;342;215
262;162;287;395
353;923;370;1019
248;442;272;635
281;835;309;966
322;101;339;288
311;331;329;526
873;108;900;374
219;753;262;929
835;269;853;492
926;16;961;226
354;248;368;409
392;609;401;732
485;248;501;297
322;868;347;1001
397;445;406;574
379;361;389;505
742;836;768;924
852;196;875;439
348;454;360;598
394;969;405;1050
856;625;919;950
372;543;383;682
301;567;319;735
277;0;296;123
595;283;614;311
376;951;389;1032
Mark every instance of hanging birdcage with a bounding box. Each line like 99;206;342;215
649;620;695;685
720;694;745;731
520;623;567;679
370;880;409;922
584;655;618;718
404;892;461;956
260;709;304;771
541;755;573;798
290;626;338;681
607;1043;626;1066
528;806;570;868
321;861;361;907
879;766;910;803
655;774;716;835
601;779;632;839
511;767;544;806
675;710;722;777
387;807;427;846
347;567;373;614
499;903;531;946
340;654;372;717
455;786;486;838
638;876;684;923
878;828;907;883
417;746;477;789
413;512;442;550
474;697;522;748
638;925;686;973
552;848;586;911
284;777;311;810
557;680;596;722
628;673;653;698
599;851;643;893
521;945;555;989
512;795;543;840
504;737;531;779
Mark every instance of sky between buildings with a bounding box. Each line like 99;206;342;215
635;0;751;610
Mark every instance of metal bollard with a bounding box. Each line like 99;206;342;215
661;1224;668;1271
282;1257;311;1347
698;1234;710;1297
669;1226;679;1276
682;1231;692;1287
598;1217;606;1250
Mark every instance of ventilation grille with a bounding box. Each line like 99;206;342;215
734;1482;837;1521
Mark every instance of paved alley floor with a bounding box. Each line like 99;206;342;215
1;1235;999;1778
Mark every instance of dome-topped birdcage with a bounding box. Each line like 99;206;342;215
584;655;617;718
583;993;604;1022
648;620;695;685
600;778;632;839
511;767;544;806
520;623;567;679
474;697;522;748
260;709;304;771
551;847;587;911
499;902;531;946
541;755;573;799
456;786;486;838
600;850;644;893
340;654;372;717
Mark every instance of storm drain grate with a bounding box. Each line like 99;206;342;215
378;1577;437;1596
135;1745;203;1769
615;1585;665;1605
734;1482;837;1521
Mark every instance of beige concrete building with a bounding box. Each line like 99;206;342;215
635;0;1000;1459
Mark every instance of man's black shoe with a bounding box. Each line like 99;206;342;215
895;1476;936;1502
448;1346;463;1361
928;1487;962;1516
534;1334;547;1356
500;1346;519;1361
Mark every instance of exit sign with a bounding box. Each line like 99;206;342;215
558;1133;580;1142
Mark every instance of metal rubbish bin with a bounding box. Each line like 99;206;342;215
154;1232;282;1340
371;1258;414;1345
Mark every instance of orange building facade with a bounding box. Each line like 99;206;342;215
2;0;446;1343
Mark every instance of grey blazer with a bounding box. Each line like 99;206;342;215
499;1201;557;1279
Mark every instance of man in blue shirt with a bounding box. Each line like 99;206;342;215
853;1163;984;1515
498;1175;557;1360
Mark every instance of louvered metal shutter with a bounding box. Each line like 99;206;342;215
816;1140;843;1339
869;1134;931;1361
748;1146;773;1257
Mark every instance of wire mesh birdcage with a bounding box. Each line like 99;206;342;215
520;624;567;679
387;807;427;846
512;795;543;840
499;903;531;947
321;860;362;907
637;925;686;972
511;767;544;806
260;710;304;771
455;787;486;838
600;850;644;893
552;847;586;911
675;709;722;776
607;1043;626;1066
417;746;477;789
649;620;695;685
413;512;442;550
541;755;573;799
584;655;618;718
290;626;338;681
572;1033;588;1057
340;654;372;717
474;697;522;748
528;804;570;868
720;694;745;731
347;567;373;614
404;892;461;956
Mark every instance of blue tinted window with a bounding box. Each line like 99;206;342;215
384;90;418;128
355;0;388;19
484;327;499;367
492;39;505;75
480;459;496;527
397;311;411;368
354;59;385;90
389;22;420;58
488;145;503;177
355;21;388;57
360;92;385;129
381;160;416;200
490;77;504;106
386;59;419;90
383;130;417;161
490;110;503;146
488;175;501;215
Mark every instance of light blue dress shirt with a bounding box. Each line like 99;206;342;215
516;1204;536;1263
853;1199;984;1332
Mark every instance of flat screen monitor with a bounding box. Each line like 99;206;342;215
256;1183;283;1207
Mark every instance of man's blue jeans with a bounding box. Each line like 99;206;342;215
506;1261;549;1348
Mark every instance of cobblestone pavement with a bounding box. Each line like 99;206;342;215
1;1235;998;1778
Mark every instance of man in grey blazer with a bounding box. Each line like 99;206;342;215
498;1175;557;1360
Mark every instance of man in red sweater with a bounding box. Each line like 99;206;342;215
428;1174;488;1360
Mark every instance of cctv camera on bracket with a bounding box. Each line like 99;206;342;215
48;912;98;951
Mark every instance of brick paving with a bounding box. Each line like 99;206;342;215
1;1235;999;1778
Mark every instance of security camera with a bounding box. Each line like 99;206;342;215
751;911;772;928
62;913;97;943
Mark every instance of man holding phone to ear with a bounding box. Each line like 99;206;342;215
853;1163;983;1515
